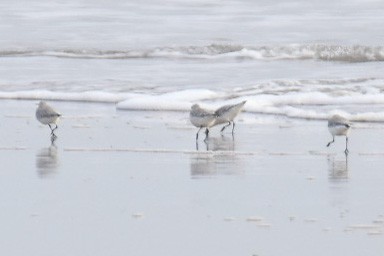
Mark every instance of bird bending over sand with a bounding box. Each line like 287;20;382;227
213;100;246;134
326;114;351;155
36;101;61;137
189;104;216;140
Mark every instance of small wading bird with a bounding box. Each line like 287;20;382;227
36;101;61;137
326;114;351;155
213;100;246;134
189;104;216;140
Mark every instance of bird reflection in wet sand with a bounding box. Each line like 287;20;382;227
191;136;241;177
36;136;59;178
195;135;235;151
196;139;209;151
328;154;349;181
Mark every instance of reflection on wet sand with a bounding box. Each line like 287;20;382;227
191;136;243;177
327;154;349;210
36;136;59;178
196;135;235;151
328;154;349;181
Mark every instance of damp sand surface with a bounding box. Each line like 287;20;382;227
0;100;384;256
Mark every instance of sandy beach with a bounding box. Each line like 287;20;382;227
0;99;383;256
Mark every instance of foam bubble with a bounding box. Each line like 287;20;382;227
116;89;219;111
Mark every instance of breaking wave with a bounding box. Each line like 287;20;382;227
2;78;384;122
2;44;384;62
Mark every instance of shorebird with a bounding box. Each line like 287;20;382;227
213;100;246;134
189;104;216;140
326;114;351;154
36;101;61;136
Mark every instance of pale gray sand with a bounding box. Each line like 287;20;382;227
0;100;384;256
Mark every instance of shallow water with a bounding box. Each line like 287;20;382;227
1;0;384;121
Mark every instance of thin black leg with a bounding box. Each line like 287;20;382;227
204;128;209;141
344;137;349;155
50;133;57;143
220;122;231;133
326;137;335;147
48;124;56;136
231;122;236;134
196;127;202;140
51;124;58;136
203;138;209;151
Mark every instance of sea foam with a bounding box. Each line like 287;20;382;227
2;80;384;123
116;89;220;111
0;90;132;103
2;44;384;62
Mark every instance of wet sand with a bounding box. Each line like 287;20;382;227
0;100;384;256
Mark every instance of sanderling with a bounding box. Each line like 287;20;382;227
213;100;246;134
326;114;351;155
36;101;61;136
189;104;216;140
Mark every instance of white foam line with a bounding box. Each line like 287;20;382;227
358;152;384;156
63;115;103;120
4;115;31;119
269;152;309;156
0;147;28;151
72;124;91;129
348;224;382;230
246;216;264;222
63;147;264;155
308;151;337;156
367;230;383;235
63;148;334;156
0;91;129;103
64;148;186;154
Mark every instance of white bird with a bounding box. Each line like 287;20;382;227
326;114;351;155
189;104;216;140
213;100;246;134
36;101;61;136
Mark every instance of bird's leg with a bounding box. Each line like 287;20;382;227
50;133;57;143
344;137;349;155
204;139;209;151
196;127;202;140
326;137;335;147
48;124;55;135
50;124;58;137
204;128;209;141
231;122;236;134
220;122;231;133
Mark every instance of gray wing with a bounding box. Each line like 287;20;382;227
214;104;233;116
192;108;214;118
214;101;246;116
328;120;350;128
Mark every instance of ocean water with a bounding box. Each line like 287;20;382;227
1;0;384;121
